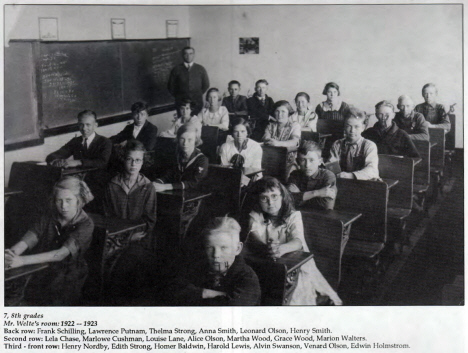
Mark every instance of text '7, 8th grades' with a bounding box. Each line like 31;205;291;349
3;313;411;351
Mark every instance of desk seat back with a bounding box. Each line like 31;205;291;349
378;155;414;210
413;140;431;186
203;165;243;218
429;127;445;170
200;126;220;163
261;145;296;183
335;178;388;243
152;137;177;179
7;162;63;242
301;131;320;143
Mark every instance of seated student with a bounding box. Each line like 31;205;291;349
243;177;342;305
5;176;94;306
153;123;209;191
110;102;158;151
46;110;112;169
222;80;249;121
291;92;318;131
198;88;229;131
415;83;451;132
315;82;351;121
263;100;301;148
329;108;379;180
247;79;275;141
165;217;261;306
159;99;202;138
287;141;336;210
362;100;420;158
394;95;429;141
104;140;157;244
219;118;262;170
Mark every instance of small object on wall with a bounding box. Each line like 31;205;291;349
239;37;259;54
166;20;178;38
111;18;126;39
39;17;58;41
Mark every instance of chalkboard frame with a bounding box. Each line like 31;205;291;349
36;38;190;137
4;41;44;152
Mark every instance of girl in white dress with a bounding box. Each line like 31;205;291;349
159;99;201;138
198;88;229;131
244;176;342;305
291;92;318;131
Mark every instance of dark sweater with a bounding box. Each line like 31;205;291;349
222;95;249;117
287;167;337;210
362;122;420;158
166;256;261;306
415;102;451;132
394;111;429;141
46;133;112;169
110;120;159;151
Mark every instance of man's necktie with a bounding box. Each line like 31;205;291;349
83;138;88;153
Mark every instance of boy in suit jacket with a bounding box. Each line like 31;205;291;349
110;102;158;151
247;79;274;141
46;110;112;169
222;80;248;125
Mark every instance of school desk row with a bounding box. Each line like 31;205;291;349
4;126;449;304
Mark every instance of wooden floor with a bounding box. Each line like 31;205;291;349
339;150;464;306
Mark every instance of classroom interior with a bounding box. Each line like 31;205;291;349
3;4;464;306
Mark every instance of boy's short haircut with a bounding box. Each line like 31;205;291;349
295;92;311;103
397;95;413;105
182;46;195;53
124;139;146;155
229;117;252;137
205;87;220;101
202;216;241;243
375;100;395;112
345;107;368;125
322;82;340;96
228;80;241;88
421;83;437;94
77;110;97;121
297;140;322;156
255;79;269;86
131;101;148;114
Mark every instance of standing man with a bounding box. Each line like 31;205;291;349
168;47;210;115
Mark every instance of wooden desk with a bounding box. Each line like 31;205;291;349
5;263;49;282
157;189;212;248
4;188;23;197
245;251;314;305
301;209;362;290
89;213;146;290
61;166;99;176
243;167;265;178
382;178;399;189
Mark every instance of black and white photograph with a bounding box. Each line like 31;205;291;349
1;1;465;352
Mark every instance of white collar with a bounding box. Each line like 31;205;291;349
83;132;96;145
184;62;193;69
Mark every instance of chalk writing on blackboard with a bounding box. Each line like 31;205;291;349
40;52;77;105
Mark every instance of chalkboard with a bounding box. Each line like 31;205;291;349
4;42;42;150
121;39;185;108
38;41;123;129
4;38;189;149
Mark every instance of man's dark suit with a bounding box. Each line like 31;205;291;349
46;133;112;169
110;120;158;151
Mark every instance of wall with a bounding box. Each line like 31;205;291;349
190;4;463;147
4;4;187;184
5;5;189;42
